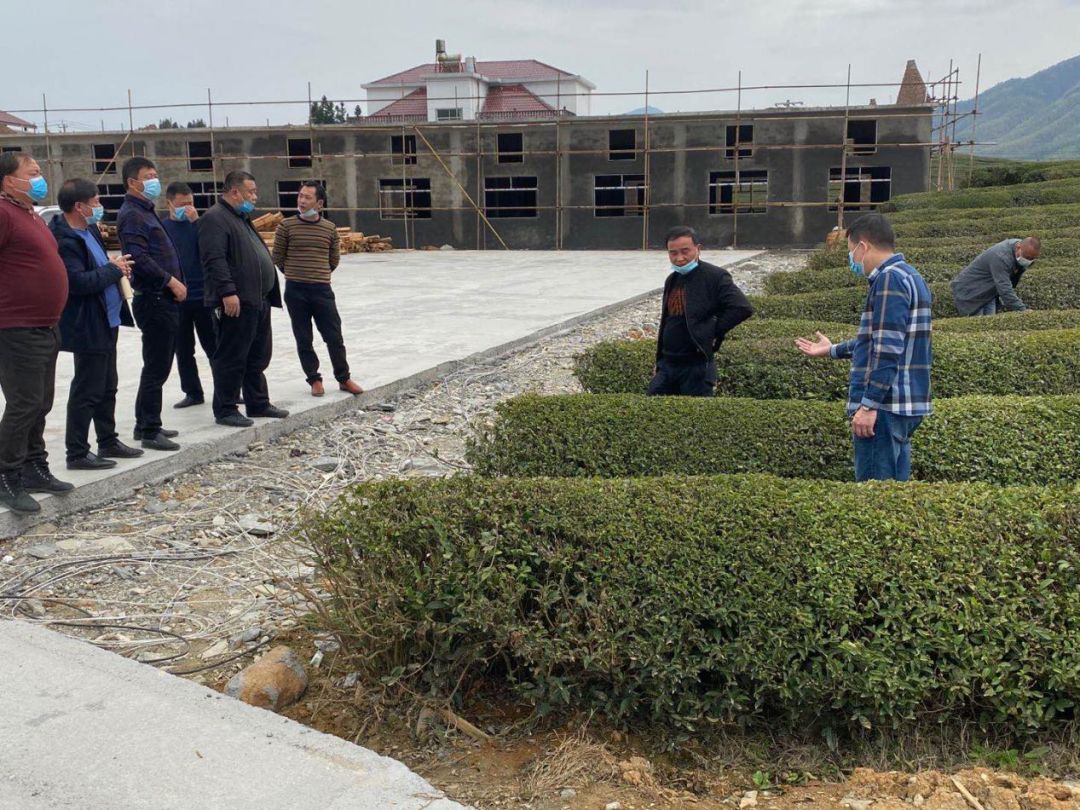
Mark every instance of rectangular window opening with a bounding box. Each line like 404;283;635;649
594;174;646;217
608;129;636;161
95;183;126;222
708;170;768;215
391;134;417;166
725;124;753;159
484;176;538;218
828;166;891;212
497;132;524;164
847;120;878;155
93;143;117;175
379;178;432;219
287;137;313;168
188;140;213;172
186;180;224;212
435;108;463;121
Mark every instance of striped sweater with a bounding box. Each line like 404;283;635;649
271;215;340;284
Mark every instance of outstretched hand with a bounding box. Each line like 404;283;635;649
795;331;833;357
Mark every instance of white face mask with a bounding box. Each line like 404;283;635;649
1016;255;1033;268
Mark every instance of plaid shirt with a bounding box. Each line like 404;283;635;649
830;254;933;416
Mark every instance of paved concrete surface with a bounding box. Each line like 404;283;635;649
0;618;467;809
0;249;759;537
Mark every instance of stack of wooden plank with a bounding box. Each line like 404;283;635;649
250;212;394;254
99;223;121;250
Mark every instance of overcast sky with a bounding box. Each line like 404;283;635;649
6;0;1078;131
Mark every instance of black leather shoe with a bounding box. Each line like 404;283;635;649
21;461;75;494
141;434;180;451
216;413;255;428
174;395;204;409
133;427;179;440
98;441;144;459
0;473;39;514
67;452;118;471
247;405;289;419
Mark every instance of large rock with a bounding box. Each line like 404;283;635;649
224;646;307;712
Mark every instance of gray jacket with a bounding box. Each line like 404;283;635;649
950;238;1027;315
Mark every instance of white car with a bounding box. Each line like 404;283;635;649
34;204;61;224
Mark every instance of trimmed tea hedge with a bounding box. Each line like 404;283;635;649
749;265;1080;322
886;178;1080;212
468;393;1080;485
573;328;1080;398
307;475;1080;731
966;159;1080;188
725;311;1080;341
892;204;1080;239
764;259;1077;296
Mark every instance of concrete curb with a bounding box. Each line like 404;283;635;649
0;285;663;540
0;618;469;809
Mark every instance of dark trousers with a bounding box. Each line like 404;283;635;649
176;298;216;398
647;358;716;397
283;281;350;384
132;293;180;436
65;331;120;460
0;326;59;474
211;301;272;419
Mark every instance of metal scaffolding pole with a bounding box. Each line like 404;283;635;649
641;70;651;251
967;53;982;186
836;65;852;232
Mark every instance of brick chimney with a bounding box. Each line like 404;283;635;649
896;59;929;105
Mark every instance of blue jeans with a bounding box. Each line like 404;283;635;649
852;410;924;482
974;299;997;316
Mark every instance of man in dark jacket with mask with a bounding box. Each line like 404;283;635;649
648;226;754;396
198;170;287;428
51;179;143;470
950;236;1040;315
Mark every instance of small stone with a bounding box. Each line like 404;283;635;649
740;791;759;809
340;672;360;689
310;456;340;473
604;803;621;810
239;626;262;643
314;637;340;654
1;555;13;564
912;794;924;807
225;646;308;712
146;524;173;538
25;543;57;560
841;798;872;810
238;515;274;537
144;499;168;515
212;515;227;527
371;402;395;412
24;522;58;538
201;639;229;660
431;415;452;425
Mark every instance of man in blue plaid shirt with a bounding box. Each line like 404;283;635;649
796;213;932;481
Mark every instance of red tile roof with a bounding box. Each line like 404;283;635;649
368;59;576;87
480;85;556;115
0;110;35;129
368;88;429;119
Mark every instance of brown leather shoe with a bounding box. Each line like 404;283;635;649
310;380;325;397
339;379;364;395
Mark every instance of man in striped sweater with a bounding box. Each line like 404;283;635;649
271;181;363;397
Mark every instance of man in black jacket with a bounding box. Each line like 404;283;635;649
198;170;288;427
648;226;754;396
51;179;144;469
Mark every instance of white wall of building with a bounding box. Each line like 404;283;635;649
424;75;488;121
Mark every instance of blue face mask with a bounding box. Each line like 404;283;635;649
671;258;699;275
298;206;319;220
87;205;105;224
140;178;162;200
848;249;865;277
173;206;188;221
237;199;255;215
26;175;49;202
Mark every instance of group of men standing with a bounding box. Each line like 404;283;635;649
0;150;362;515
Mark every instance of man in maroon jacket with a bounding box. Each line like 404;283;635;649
0;151;73;514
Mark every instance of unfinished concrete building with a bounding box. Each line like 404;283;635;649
0;55;934;249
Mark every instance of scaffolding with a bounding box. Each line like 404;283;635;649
2;60;986;250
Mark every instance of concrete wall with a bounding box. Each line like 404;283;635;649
0;106;932;249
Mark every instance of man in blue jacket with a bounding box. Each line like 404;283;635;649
51;179;143;470
163;182;215;409
796;213;933;481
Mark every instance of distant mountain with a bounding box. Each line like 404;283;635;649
952;55;1080;160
